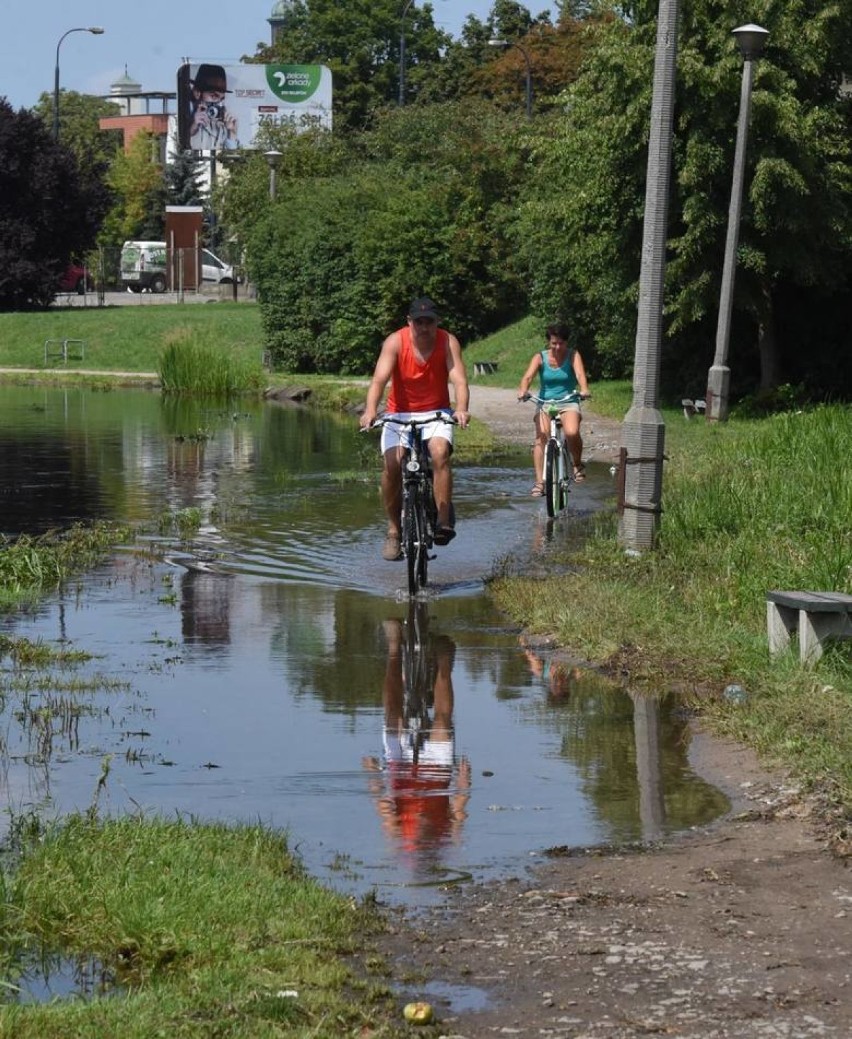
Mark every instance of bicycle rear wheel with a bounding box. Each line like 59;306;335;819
544;439;560;518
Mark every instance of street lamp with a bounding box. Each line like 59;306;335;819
488;38;533;119
264;150;283;201
399;0;446;107
53;26;105;141
705;23;769;423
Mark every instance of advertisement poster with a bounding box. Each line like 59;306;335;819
177;63;333;152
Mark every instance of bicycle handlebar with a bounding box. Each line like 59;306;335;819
363;411;459;431
519;392;590;406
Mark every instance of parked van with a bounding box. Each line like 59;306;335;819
120;241;237;293
120;241;167;293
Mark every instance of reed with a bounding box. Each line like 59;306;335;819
157;330;265;396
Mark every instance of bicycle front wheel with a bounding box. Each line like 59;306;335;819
544;439;561;519
559;441;572;511
403;486;428;596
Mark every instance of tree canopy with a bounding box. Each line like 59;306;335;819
0;99;111;310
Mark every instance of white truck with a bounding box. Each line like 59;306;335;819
120;241;237;293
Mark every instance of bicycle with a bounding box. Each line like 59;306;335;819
520;392;588;518
369;412;456;597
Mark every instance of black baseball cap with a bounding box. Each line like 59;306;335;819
408;297;439;321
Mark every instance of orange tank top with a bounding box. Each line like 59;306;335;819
387;326;451;413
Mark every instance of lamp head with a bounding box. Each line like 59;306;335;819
88;27;106;34
488;38;508;48
732;23;769;61
264;150;283;167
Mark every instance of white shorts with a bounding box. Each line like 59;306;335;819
536;400;581;417
383;728;455;767
380;410;455;454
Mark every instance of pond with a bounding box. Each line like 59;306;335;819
0;386;728;908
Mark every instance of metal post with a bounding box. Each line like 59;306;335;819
53;27;104;141
617;0;679;553
399;0;415;106
488;39;533;118
706;24;769;423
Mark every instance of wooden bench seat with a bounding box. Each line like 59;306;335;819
767;590;852;665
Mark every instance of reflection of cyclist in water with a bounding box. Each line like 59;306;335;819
522;640;581;702
362;614;470;859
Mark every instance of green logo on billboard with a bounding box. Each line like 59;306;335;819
266;65;322;102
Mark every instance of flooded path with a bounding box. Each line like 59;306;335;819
0;386;728;907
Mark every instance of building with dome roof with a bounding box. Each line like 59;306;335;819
268;0;297;44
98;66;177;156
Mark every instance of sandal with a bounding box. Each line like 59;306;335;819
573;464;586;482
530;482;544;497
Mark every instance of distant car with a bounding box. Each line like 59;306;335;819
120;241;238;292
58;263;94;294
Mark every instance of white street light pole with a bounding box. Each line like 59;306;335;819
488;38;533;118
265;150;283;201
706;24;769;423
53;26;105;141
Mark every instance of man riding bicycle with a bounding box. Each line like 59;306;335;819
360;298;470;562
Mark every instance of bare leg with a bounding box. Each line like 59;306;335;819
532;413;548;486
428;438;453;529
560;410;584;469
382;447;404;537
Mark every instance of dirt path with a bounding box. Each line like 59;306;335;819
377;390;852;1037
470;385;622;463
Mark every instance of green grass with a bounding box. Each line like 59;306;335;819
0;304;264;375
491;403;852;834
0;815;400;1037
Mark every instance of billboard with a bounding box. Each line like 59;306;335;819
177;63;333;152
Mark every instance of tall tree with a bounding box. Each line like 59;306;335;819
249;0;450;131
32;91;123;176
100;130;167;246
514;0;852;394
0;99;110;309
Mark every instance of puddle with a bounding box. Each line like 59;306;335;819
0;386;730;918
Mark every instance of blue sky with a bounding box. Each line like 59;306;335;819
1;1;557;113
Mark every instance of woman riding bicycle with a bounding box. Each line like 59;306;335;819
517;322;590;497
359;298;470;561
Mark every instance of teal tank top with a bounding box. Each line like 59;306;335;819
539;349;578;400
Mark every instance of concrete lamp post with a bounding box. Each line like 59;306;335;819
617;0;680;554
705;23;769;423
53;26;105;141
264;150;283;201
488;38;533;119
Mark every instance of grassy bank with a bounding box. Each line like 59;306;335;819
0;814;398;1037
0;304;263;374
491;403;852;838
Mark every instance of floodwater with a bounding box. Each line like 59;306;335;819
0;386;729;909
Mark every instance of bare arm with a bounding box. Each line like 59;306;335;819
517;353;543;397
446;333;470;427
572;350;590;396
359;332;401;428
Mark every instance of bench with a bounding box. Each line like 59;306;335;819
44;338;86;364
681;397;706;418
473;361;498;376
767;590;852;664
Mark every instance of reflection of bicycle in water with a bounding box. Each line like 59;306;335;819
362;602;470;864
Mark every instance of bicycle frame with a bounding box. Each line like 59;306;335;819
521;392;583;518
370;412;453;596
